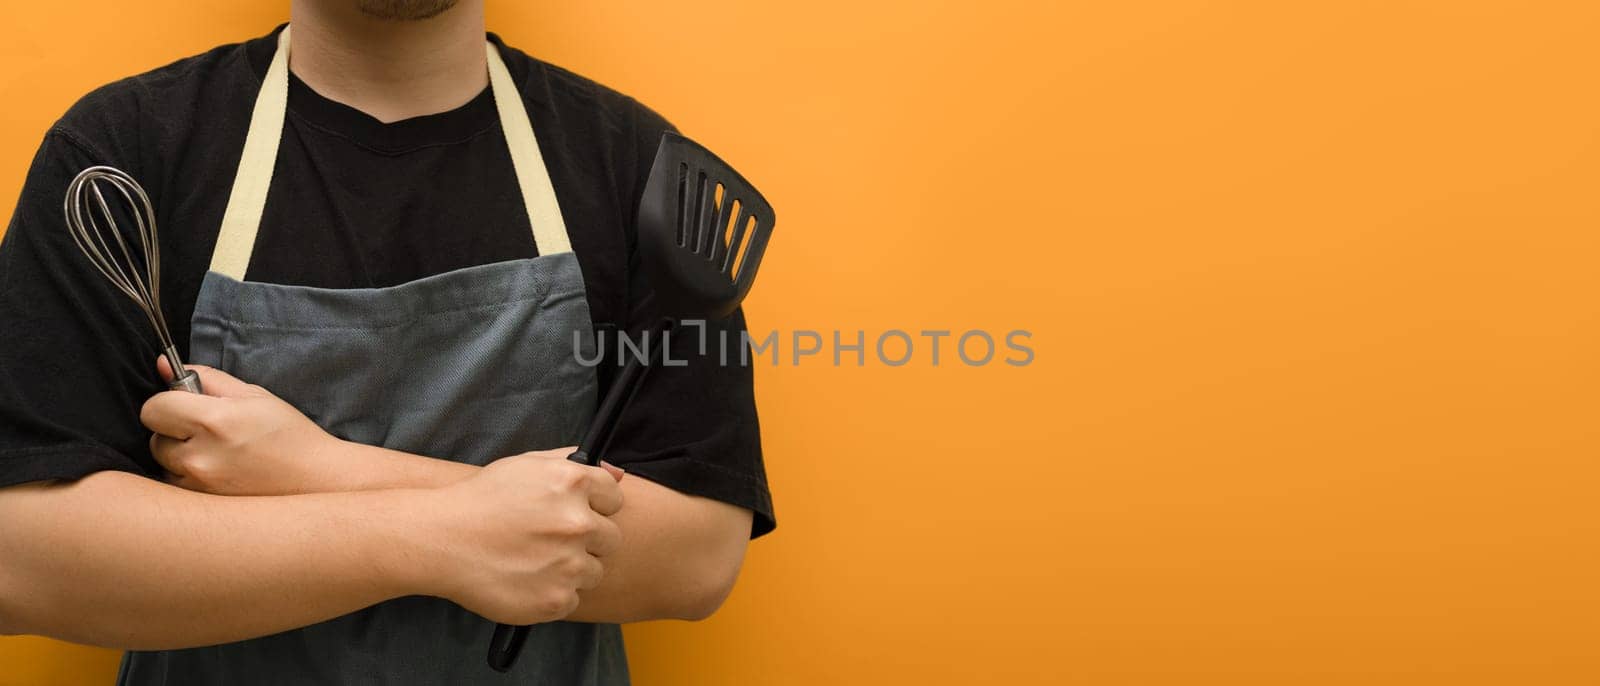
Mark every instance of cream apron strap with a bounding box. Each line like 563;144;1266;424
486;42;572;256
210;26;292;281
209;28;571;279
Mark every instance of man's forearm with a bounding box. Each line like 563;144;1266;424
564;473;752;623
331;441;479;490
0;471;437;650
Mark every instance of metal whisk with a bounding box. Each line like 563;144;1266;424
63;166;202;393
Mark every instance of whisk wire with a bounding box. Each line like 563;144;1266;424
63;166;198;392
100;179;165;344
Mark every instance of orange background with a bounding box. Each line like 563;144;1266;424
2;1;1598;684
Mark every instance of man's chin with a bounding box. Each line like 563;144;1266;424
356;0;460;21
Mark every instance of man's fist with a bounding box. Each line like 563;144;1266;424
421;450;625;625
141;359;342;496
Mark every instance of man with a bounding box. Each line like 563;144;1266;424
0;1;774;683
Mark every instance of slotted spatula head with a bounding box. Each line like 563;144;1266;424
638;132;775;321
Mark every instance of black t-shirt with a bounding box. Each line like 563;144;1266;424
0;26;774;537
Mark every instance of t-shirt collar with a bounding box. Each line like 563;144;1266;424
243;24;504;154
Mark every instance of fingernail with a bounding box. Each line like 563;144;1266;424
600;460;626;476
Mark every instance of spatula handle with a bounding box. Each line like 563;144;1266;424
568;349;652;466
486;625;531;672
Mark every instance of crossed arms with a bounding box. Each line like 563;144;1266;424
0;363;751;650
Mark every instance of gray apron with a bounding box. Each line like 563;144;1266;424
117;26;627;685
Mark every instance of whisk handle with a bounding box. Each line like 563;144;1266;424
159;345;203;394
168;370;203;394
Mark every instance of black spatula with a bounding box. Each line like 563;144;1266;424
488;131;776;671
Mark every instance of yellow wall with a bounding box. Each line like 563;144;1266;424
3;1;1598;684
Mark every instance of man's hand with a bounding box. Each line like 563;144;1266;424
420;450;625;625
141;359;343;496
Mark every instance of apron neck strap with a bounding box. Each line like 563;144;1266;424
209;25;572;281
485;34;573;259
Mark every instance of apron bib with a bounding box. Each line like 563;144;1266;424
117;27;626;685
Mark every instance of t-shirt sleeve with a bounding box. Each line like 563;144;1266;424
0;128;165;487
601;101;776;538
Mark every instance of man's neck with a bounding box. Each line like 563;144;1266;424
287;1;488;123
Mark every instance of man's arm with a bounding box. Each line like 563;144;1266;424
0;454;623;649
145;362;754;623
0;471;425;648
566;473;752;623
